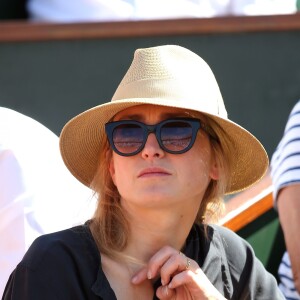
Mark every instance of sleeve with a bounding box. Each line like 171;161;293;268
2;264;58;300
270;100;300;208
1;232;82;300
2;227;99;300
1;233;66;300
216;225;285;300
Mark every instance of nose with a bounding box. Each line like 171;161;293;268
141;133;164;159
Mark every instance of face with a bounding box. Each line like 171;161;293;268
108;105;219;211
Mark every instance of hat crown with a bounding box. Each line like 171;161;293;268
60;45;268;194
112;45;227;119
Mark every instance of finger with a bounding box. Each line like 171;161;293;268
170;269;213;289
156;285;176;299
160;252;194;286
160;251;200;287
168;269;196;289
168;269;225;299
132;247;194;285
132;246;177;285
146;246;178;280
131;266;148;284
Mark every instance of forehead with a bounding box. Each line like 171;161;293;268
113;104;197;121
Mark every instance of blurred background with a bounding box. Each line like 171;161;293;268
1;0;300;157
1;0;300;291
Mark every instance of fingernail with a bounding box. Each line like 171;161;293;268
168;282;173;288
147;271;152;279
131;275;138;283
161;279;165;286
164;286;169;296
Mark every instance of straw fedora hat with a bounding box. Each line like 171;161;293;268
60;45;268;194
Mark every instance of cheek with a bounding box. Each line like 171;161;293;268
190;139;216;183
109;155;129;188
191;155;213;184
109;155;121;186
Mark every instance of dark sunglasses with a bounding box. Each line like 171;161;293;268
105;117;212;156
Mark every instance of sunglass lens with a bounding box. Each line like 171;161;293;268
161;121;193;152
112;124;144;154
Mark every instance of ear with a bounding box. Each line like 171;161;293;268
109;156;116;185
209;160;220;180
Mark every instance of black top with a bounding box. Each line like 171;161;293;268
2;223;284;300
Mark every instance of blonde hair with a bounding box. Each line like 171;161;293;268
197;117;233;224
90;116;233;261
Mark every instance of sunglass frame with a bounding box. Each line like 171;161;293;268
105;118;203;156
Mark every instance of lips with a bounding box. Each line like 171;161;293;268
138;167;171;178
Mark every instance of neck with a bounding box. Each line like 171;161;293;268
121;201;199;266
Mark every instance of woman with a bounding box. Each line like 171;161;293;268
3;45;283;299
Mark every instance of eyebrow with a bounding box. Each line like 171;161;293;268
116;112;189;122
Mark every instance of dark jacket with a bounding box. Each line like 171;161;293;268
2;223;284;300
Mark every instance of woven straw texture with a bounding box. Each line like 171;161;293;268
60;45;268;194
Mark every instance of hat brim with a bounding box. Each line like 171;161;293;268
59;98;268;194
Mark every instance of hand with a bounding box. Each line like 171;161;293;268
131;246;227;300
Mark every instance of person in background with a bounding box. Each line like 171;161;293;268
0;107;95;297
3;45;284;299
26;0;297;23
271;100;300;299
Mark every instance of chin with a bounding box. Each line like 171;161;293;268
139;192;179;206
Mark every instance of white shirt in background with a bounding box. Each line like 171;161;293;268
26;0;297;23
0;107;96;296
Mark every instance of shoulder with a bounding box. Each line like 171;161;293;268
207;224;267;278
272;100;300;158
273;100;300;155
207;225;284;299
209;224;253;260
192;223;253;269
21;224;99;271
3;225;101;299
271;101;300;200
